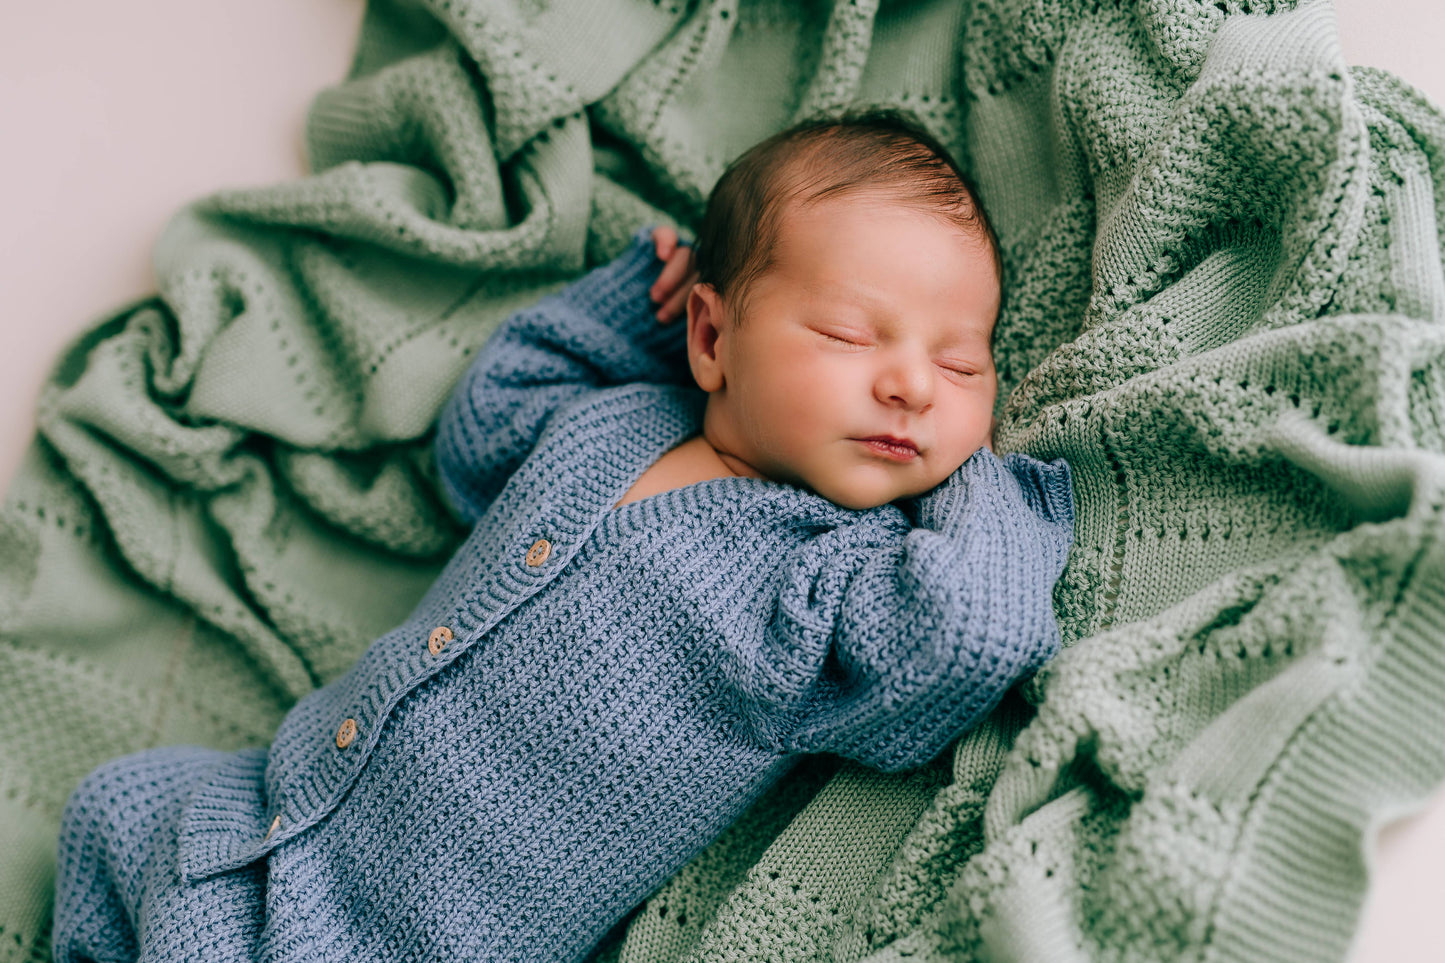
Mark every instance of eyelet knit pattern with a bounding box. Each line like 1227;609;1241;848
2;1;1443;962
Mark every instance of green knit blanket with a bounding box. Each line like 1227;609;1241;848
4;0;1443;960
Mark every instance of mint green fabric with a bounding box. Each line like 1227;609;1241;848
2;1;1442;961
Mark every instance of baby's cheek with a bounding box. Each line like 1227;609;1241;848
757;376;836;466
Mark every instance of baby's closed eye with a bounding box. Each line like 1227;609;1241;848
810;325;870;346
811;325;987;378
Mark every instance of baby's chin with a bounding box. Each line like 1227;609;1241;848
805;463;968;511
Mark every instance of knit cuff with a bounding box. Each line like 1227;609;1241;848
550;224;691;373
908;449;1073;534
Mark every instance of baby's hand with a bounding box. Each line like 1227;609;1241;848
649;226;698;324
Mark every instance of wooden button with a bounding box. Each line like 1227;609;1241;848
525;538;552;567
335;717;358;749
428;625;453;655
263;814;281;842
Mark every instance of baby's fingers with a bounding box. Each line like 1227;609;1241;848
651;225;679;262
655;269;698;323
650;250;695;314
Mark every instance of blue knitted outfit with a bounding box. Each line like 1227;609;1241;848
53;227;1075;962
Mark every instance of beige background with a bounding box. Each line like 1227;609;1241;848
1;2;1442;958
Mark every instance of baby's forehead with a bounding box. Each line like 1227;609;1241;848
769;201;997;269
766;234;996;328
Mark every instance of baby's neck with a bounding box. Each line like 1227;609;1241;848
710;444;768;480
700;400;770;481
613;436;759;509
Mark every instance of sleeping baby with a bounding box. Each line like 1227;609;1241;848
52;108;1074;963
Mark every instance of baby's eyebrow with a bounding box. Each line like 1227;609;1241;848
820;310;990;351
810;284;992;346
811;287;889;323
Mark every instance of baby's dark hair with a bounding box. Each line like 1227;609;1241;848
692;107;1002;338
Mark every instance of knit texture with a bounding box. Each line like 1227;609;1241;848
2;0;1443;961
49;230;1073;962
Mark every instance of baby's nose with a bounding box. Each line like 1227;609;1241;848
875;355;935;409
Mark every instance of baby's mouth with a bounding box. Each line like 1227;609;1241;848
855;436;921;461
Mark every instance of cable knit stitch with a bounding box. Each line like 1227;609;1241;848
49;229;1073;963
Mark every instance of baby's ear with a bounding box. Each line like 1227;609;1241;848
686;284;727;393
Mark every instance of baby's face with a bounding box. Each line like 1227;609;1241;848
687;196;1000;510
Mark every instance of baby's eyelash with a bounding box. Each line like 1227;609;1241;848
815;328;981;373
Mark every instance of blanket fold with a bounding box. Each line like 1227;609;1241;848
2;0;1442;961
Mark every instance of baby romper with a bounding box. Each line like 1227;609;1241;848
53;227;1075;963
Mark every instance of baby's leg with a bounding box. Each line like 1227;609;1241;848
53;745;265;963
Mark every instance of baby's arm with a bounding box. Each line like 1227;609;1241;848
754;450;1074;772
433;227;690;525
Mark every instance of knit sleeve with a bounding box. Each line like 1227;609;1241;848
771;450;1075;772
433;226;692;525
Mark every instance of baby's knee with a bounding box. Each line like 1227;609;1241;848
56;746;231;917
59;750;152;859
53;755;148;963
61;746;215;838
